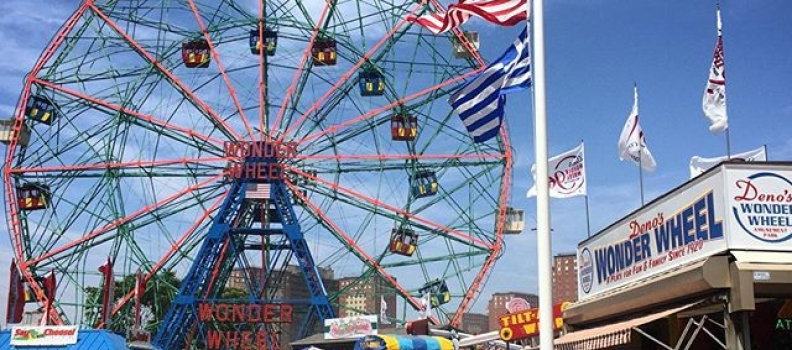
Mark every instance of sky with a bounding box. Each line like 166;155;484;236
1;0;791;324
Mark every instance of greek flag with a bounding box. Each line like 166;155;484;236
450;28;531;143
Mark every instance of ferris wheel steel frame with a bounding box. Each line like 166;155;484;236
3;0;514;336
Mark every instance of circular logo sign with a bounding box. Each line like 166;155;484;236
732;172;792;243
505;297;531;313
549;154;585;196
579;248;593;294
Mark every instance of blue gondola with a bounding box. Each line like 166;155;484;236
359;69;385;96
25;95;58;125
419;279;451;308
411;171;437;198
249;28;277;56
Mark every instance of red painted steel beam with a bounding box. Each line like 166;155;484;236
185;0;255;139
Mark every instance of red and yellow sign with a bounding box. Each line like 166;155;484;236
499;302;569;341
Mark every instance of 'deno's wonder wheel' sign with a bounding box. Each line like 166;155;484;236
199;303;293;349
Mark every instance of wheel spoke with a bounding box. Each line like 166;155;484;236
27;174;224;266
88;3;243;141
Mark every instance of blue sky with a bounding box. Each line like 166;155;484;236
1;0;791;322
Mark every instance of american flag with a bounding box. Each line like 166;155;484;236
406;0;528;34
246;183;272;199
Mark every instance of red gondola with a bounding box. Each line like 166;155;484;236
182;40;211;68
312;39;337;66
390;114;417;141
389;228;418;256
17;183;51;211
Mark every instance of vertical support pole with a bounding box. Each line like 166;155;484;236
531;0;553;348
740;312;752;350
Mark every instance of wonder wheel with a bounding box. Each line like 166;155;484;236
2;0;513;342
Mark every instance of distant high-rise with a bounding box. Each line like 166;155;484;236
337;275;397;329
459;312;489;334
487;292;539;331
552;253;578;304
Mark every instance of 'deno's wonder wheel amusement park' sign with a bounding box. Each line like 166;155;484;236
199;302;293;349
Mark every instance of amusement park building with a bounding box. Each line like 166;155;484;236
487;292;538;331
556;162;792;349
552;253;578;304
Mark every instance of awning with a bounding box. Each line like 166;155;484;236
554;301;702;350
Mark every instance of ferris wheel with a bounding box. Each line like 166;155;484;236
2;0;514;342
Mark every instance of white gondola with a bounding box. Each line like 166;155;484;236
452;31;479;59
504;207;525;234
0;119;30;147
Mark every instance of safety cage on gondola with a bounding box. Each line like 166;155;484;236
390;113;417;141
389;228;418;257
249;27;278;56
358;68;385;96
452;31;480;59
182;39;211;68
411;171;438;198
17;183;51;211
504;207;525;234
25;95;58;125
0;119;31;147
312;38;337;66
420;279;450;307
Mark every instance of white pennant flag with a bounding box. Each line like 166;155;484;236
703;7;728;134
527;142;587;198
689;146;766;178
420;292;433;318
618;85;657;172
380;295;390;324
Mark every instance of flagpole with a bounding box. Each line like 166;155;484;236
584;195;592;237
531;0;554;348
639;148;645;205
581;139;591;238
717;3;732;160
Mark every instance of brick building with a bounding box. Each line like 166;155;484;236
459;312;489;334
552;252;578;304
336;275;397;329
